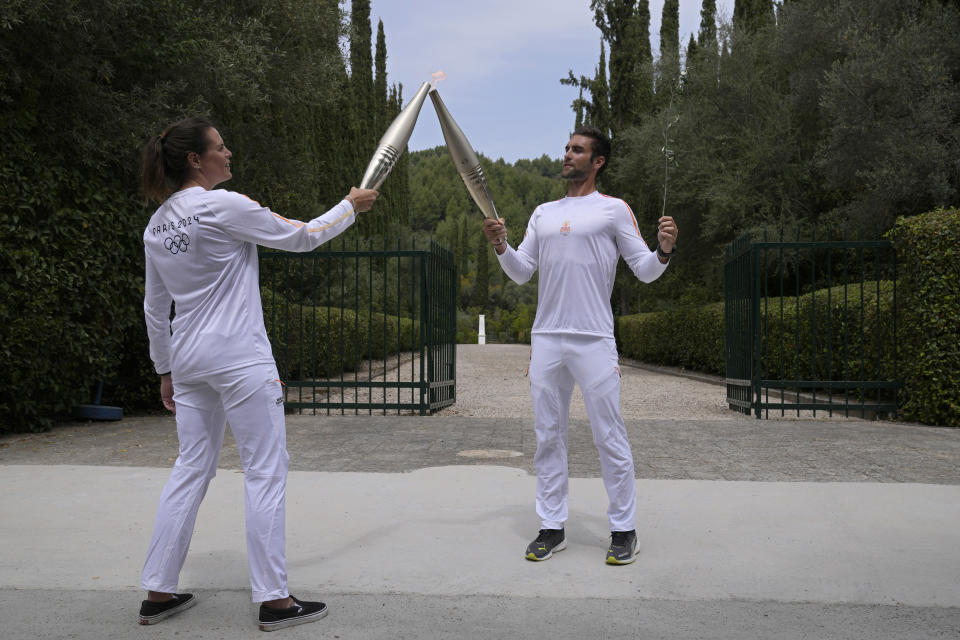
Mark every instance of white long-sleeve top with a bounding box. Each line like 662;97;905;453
143;187;356;382
497;190;668;339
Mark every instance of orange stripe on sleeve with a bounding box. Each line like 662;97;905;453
623;202;642;237
601;193;642;237
270;212;305;229
307;210;353;233
269;205;353;233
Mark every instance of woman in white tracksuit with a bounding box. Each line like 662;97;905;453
138;117;377;631
483;126;678;566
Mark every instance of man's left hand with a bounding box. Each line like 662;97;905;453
657;216;678;253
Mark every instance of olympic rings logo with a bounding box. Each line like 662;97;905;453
164;233;190;255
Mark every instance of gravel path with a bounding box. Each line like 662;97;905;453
441;344;844;422
6;343;959;484
281;343;741;420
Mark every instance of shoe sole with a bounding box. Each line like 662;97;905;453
259;606;328;632
138;596;197;625
525;539;567;561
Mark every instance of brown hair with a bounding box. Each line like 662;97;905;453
572;125;611;175
141;117;214;203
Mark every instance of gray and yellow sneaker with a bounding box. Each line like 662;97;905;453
605;529;637;565
525;528;566;561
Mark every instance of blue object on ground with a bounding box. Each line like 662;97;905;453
72;380;123;421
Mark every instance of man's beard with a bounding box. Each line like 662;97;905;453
562;166;589;181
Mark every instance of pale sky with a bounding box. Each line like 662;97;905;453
368;1;731;162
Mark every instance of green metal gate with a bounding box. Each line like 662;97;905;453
259;237;456;415
724;229;899;418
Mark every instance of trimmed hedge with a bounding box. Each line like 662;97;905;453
261;288;418;381
617;206;960;429
0;165;151;433
888;208;960;427
0;1;377;434
616;281;897;402
616;303;725;375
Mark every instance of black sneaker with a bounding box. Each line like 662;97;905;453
606;529;637;565
525;528;566;561
258;595;328;632
138;593;196;625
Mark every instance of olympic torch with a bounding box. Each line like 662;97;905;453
360;81;432;190
429;89;499;221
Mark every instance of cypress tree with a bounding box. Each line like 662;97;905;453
374;19;388;133
350;0;375;156
385;83;410;225
698;0;718;54
563;2;656;135
633;0;654;125
589;0;655;133
685;33;698;67
734;0;775;33
574;86;585;131
658;0;680;98
372;23;410;225
590;41;612;137
350;0;373;107
595;0;638;133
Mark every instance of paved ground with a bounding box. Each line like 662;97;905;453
1;344;959;639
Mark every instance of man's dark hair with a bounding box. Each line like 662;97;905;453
572;125;611;175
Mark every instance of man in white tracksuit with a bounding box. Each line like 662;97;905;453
139;116;377;630
482;126;678;565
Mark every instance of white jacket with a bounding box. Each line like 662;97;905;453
143;187;355;381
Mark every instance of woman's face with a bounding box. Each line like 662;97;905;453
195;127;232;188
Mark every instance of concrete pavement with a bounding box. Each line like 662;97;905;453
2;464;959;639
1;345;959;639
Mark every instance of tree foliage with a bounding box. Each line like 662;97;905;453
406;147;565;321
0;0;409;432
658;0;681;100
734;0;775;33
564;1;655;136
564;0;960;311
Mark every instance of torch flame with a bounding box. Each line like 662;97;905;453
430;70;447;90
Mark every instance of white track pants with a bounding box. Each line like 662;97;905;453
141;363;290;602
529;334;636;531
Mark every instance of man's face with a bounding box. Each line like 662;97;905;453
561;135;603;181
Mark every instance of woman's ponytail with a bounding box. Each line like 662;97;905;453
141;134;168;204
140;117;213;204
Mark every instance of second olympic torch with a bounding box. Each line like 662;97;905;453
429;89;499;221
360;81;432;190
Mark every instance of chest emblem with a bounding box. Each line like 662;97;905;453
560;220;571;235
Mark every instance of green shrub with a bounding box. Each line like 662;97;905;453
262;288;417;381
616;281;897;398
458;304;535;344
456;310;479;344
0;163;153;433
616;303;725;375
888;208;960;427
0;0;361;433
